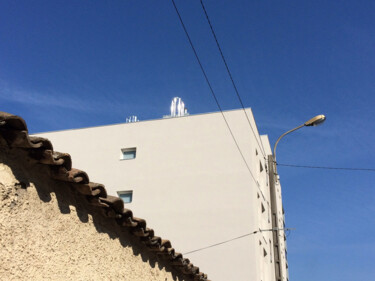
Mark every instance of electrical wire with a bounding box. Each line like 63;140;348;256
171;0;266;200
199;0;267;158
183;228;293;255
277;163;375;172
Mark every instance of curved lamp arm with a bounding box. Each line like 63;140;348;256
272;124;304;162
272;114;326;163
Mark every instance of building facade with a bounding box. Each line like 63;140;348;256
37;108;288;281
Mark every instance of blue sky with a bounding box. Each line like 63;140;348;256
1;1;374;280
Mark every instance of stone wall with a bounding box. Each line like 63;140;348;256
0;148;185;281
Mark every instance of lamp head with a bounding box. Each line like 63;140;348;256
304;114;326;127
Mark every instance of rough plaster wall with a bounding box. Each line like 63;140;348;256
0;151;183;281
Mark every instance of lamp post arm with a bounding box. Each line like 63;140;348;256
273;124;304;162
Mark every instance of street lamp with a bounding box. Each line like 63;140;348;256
267;114;325;281
273;114;326;162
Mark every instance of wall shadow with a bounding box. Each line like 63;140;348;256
0;144;193;281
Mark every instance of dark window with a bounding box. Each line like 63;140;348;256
117;190;133;203
121;148;136;160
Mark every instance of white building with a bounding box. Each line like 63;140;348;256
37;108;288;281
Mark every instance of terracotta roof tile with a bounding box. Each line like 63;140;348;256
0;111;209;281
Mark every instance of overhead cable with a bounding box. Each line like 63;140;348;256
199;0;267;157
277;163;375;172
183;228;294;255
171;0;265;200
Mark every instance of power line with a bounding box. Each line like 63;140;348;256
199;0;267;158
277;163;375;172
183;228;293;255
171;0;264;199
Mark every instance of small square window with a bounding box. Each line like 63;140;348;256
117;190;133;203
121;148;136;160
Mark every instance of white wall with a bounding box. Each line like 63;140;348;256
37;109;283;281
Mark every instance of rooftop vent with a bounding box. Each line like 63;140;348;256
166;97;188;118
126;116;139;123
